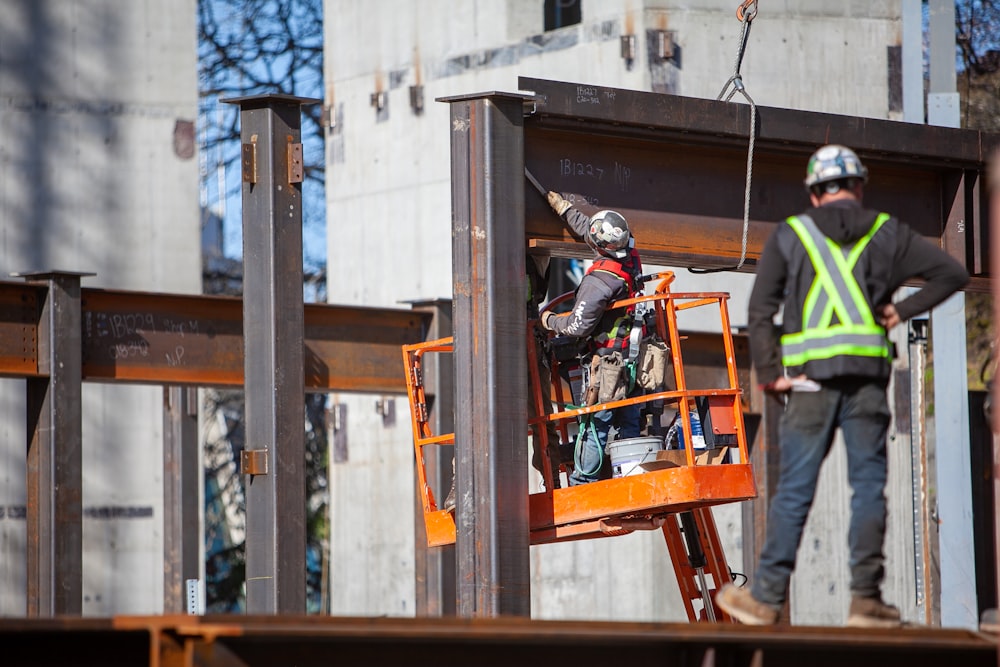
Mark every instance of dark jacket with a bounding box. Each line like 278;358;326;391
748;199;969;385
547;207;641;343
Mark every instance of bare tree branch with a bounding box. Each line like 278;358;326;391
198;0;328;612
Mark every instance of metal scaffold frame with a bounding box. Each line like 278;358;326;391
441;77;1000;617
0;79;996;665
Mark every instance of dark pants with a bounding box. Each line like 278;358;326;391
751;378;891;607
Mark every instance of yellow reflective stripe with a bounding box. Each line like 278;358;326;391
846;212;890;266
824;213;889;327
782;343;890;367
786;217;853;330
802;276;824;326
781;324;890;365
607;315;626;340
781;322;888;344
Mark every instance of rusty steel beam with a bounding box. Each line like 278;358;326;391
80;288;244;386
0;281;39;377
0;615;996;667
990;148;1000;645
20;271;90;617
225;92;315;614
303;302;431;393
0;282;430;393
5;279;428;618
162;386;200;614
408;299;457;619
443;90;533;618
519;77;999;289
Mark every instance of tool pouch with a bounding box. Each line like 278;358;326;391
595;351;627;404
637;338;669;391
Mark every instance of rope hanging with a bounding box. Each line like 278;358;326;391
690;1;759;275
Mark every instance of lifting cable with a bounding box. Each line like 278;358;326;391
690;0;758;274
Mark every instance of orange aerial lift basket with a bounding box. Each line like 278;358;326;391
402;272;757;621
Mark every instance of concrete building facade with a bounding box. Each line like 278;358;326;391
0;0;200;615
324;0;924;625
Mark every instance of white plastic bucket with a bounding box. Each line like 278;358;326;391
609;436;664;478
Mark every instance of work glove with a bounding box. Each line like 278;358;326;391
541;311;557;331
547;191;572;216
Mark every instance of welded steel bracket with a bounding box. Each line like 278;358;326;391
240;449;269;476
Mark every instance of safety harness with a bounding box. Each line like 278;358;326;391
586;248;644;356
779;213;892;368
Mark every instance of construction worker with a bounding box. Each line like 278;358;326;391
715;144;970;627
541;191;645;486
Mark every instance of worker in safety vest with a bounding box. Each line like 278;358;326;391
541;191;645;486
715;144;969;628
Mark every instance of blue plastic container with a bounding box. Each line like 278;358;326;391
677;411;706;449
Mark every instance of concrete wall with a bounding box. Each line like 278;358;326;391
0;0;200;615
324;0;906;623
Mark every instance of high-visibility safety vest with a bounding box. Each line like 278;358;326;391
779;213;891;368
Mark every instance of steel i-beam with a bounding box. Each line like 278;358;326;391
408;299;456;618
440;91;533;617
162;386;200;614
518;77;999;288
990;149;1000;636
19;270;92;616
223;93;318;613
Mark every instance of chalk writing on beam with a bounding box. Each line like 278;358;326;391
567;193;599;207
576;85;600;104
162;319;199;337
560;158;604;181
109;340;150;360
165;346;186;367
614;162;632;192
105;312;155;338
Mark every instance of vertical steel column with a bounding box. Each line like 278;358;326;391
989;150;1000;649
928;0;977;629
742;373;782;610
20;270;90;616
163;386;201;613
224;93;317;613
409;299;456;617
441;91;531;617
900;0;924;123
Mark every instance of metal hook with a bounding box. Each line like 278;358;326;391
736;0;758;22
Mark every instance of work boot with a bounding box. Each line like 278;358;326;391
442;478;456;512
547;446;562;489
846;595;901;628
715;583;779;625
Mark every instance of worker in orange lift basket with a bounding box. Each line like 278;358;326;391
715;144;969;628
540;191;646;486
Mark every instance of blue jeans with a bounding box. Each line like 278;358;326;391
751;378;890;607
569;400;642;485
